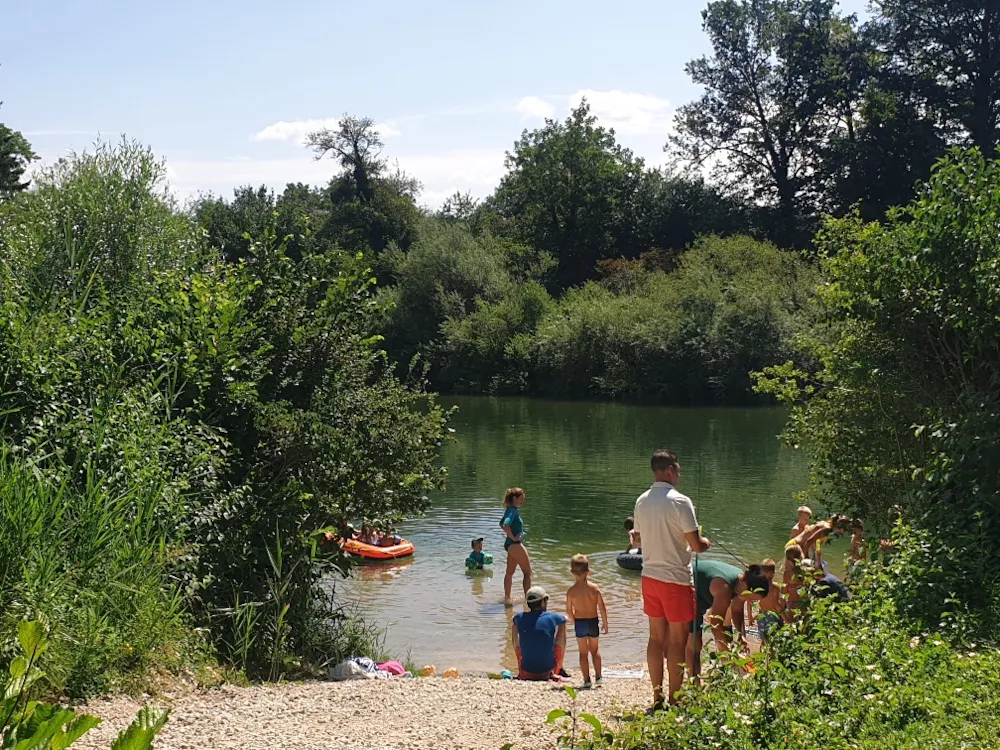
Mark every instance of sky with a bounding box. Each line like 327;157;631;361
2;0;869;209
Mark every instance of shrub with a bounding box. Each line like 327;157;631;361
756;149;1000;617
430;234;817;404
0;140;449;688
561;530;1000;749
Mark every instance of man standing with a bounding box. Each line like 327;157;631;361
511;586;568;680
633;449;711;710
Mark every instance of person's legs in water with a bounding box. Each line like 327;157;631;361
503;541;518;605
516;544;532;595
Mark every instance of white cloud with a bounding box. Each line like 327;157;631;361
163;147;505;208
252;118;401;144
568;89;673;136
515;96;556;121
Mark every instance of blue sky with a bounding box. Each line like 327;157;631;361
3;0;868;207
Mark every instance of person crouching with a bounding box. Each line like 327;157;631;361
511;586;567;680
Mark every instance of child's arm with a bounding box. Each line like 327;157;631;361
597;587;609;634
566;590;576;622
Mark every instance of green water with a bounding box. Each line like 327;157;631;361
345;396;824;672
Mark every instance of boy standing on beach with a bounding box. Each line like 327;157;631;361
566;554;609;688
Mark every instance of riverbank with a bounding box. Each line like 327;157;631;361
75;669;650;750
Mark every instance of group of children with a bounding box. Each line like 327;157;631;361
746;506;862;634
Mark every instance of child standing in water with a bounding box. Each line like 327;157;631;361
566;554;609;688
624;517;641;551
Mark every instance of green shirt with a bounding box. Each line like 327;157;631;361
694;559;742;614
465;551;492;569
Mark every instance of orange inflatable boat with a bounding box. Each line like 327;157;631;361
342;538;415;560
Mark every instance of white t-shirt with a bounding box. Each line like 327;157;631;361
633;481;699;586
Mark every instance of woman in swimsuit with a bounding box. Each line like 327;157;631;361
501;487;532;607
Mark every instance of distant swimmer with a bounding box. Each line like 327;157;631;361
566;554;609;688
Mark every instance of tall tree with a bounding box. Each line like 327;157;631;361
305;115;421;254
872;0;1000;153
487;102;648;290
670;0;846;246
0;120;36;199
305;115;385;202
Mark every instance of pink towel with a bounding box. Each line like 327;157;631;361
377;660;406;676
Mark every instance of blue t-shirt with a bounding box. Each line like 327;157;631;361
501;506;524;539
513;610;566;674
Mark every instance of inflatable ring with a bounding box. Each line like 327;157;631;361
616;549;642;571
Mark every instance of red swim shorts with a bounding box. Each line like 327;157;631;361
641;576;695;622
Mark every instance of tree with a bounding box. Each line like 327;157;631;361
757;149;1000;616
671;0;848;247
194;185;276;261
0;120;36;199
305;115;421;255
488;101;649;290
872;0;1000;153
306;115;385;202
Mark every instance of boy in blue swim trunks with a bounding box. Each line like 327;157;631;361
566;554;609;688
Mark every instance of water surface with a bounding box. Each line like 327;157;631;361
344;396;830;671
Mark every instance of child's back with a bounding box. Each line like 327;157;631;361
567;578;601;620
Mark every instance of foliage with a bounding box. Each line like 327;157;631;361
486;102;652;290
670;0;847;246
0;139;448;688
0;121;36;199
433;235;816;404
306;115;421;254
561;530;1000;749
870;0;1000;153
1;621;168;748
756;149;1000;609
378;219;520;364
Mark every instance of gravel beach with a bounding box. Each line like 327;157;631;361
76;668;652;750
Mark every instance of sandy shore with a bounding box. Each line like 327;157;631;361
75;668;651;750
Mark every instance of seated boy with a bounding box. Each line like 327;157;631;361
465;537;493;569
566;554;609;688
512;587;567;680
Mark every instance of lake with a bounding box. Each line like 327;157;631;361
342;396;829;672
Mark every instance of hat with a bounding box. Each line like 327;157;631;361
471;537;484;548
525;586;549;605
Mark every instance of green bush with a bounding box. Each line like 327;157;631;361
559;530;1000;750
756;149;1000;620
0;140;449;689
379;219;517;364
428;234;817;404
1;621;168;748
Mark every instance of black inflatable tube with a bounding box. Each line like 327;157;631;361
616;550;643;571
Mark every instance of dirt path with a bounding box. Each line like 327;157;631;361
77;669;651;750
